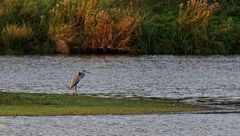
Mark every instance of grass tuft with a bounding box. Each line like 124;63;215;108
1;24;33;54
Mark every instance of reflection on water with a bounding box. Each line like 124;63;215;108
1;114;240;136
0;55;240;99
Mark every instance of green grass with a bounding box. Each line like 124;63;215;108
0;92;205;116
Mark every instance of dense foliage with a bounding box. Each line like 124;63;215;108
0;0;239;55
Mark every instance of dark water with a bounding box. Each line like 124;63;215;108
1;55;240;98
1;114;240;136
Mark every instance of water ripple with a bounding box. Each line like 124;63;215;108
1;114;240;136
1;55;240;98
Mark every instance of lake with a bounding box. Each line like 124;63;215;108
1;55;240;98
0;55;240;135
1;114;240;136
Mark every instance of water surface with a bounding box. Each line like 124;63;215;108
1;114;240;136
1;55;240;99
1;55;240;135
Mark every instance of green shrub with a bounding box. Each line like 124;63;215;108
176;0;219;54
135;20;175;54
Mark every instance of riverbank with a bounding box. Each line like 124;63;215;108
0;0;239;55
0;92;205;116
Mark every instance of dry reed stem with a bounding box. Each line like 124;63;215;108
178;0;219;30
2;24;32;41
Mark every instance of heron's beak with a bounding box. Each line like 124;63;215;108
84;70;92;74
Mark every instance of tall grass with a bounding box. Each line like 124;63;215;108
47;0;141;53
176;0;219;54
0;0;58;54
90;3;141;53
0;0;35;27
48;0;77;54
0;2;3;17
0;0;239;55
134;14;176;54
1;24;32;54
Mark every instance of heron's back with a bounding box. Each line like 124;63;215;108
69;74;80;89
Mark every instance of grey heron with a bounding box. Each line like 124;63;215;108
69;70;91;94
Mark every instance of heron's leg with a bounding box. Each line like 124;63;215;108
72;86;76;95
72;87;75;95
75;85;78;95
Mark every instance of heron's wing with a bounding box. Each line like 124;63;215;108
69;74;80;88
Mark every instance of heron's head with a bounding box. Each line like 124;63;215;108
82;70;91;74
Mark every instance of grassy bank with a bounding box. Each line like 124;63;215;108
0;92;205;116
0;0;239;55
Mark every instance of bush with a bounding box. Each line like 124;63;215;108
90;4;141;53
1;24;33;54
135;21;175;54
0;0;239;55
48;0;77;54
176;0;219;54
69;0;141;54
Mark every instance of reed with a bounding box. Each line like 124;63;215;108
69;0;141;53
90;3;141;53
1;24;32;54
176;0;219;54
0;0;239;55
48;0;77;54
